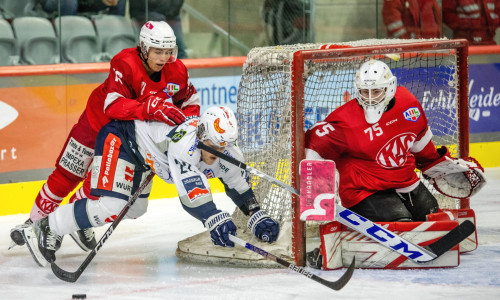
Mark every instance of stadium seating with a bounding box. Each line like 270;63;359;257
0;19;19;66
12;17;59;65
54;15;110;63
93;15;137;57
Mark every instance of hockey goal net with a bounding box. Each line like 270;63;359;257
176;38;469;267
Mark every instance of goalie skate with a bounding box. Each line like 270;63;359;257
70;228;97;252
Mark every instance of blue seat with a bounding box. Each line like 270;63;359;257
93;15;137;57
12;17;59;65
54;16;110;63
0;19;19;66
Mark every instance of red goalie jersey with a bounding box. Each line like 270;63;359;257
85;47;200;132
305;86;441;208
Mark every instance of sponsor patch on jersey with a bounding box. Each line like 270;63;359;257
203;169;215;179
59;137;94;178
164;83;180;98
188;142;197;156
403;107;421;122
98;133;122;190
183;175;209;202
171;129;187;143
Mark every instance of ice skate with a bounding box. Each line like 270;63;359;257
70;228;97;252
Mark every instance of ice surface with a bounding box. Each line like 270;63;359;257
1;168;499;300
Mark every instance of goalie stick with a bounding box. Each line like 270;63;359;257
197;142;475;263
51;171;155;282
229;235;355;291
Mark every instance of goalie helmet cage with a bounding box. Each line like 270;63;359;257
176;38;469;267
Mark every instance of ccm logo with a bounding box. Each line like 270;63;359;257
0;101;18;130
338;209;424;259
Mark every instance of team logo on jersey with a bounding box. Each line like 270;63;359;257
183;175;209;201
171;129;187;143
403;107;421;122
214;118;225;133
164;83;180;97
376;132;416;168
203;169;215;178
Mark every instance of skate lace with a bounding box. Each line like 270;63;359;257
46;230;61;251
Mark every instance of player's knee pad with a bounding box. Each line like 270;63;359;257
86;196;127;226
125;196;148;219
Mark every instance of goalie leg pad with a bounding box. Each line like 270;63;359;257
319;220;460;269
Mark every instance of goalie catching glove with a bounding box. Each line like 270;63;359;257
143;95;186;126
247;210;280;243
204;210;236;247
421;146;486;199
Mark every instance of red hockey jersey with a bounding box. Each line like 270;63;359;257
85;48;200;132
305;86;440;208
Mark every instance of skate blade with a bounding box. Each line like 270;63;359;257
22;227;48;267
8;241;18;250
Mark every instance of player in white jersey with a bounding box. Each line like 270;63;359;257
26;106;280;264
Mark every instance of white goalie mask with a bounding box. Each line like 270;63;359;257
140;21;178;63
198;106;238;147
354;60;397;124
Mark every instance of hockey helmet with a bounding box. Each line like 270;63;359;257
198;106;238;147
354;59;397;124
139;21;178;62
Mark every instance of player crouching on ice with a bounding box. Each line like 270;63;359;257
304;59;486;269
25;106;279;265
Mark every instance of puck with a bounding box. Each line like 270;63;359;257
72;294;86;299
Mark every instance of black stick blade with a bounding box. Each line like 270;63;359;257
51;262;80;283
427;220;475;257
321;256;355;291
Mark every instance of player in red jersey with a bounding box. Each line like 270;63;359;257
10;21;201;252
305;59;468;222
304;59;486;269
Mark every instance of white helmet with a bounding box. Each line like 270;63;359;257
354;59;397;124
139;21;178;62
198;106;238;147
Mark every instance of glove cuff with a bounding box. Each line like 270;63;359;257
204;211;231;231
247;210;269;233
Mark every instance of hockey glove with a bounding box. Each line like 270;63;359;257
143;95;186;126
247;210;279;243
204;210;236;247
422;146;487;199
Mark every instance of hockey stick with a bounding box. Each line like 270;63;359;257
198;142;475;263
229;235;355;291
51;171;155;282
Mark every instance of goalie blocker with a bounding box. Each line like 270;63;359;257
299;159;481;269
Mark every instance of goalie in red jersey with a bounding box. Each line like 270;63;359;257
10;21;201;252
305;59;485;223
304;59;486;268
